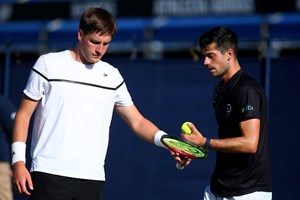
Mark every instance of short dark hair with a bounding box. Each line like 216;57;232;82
199;26;238;55
79;7;117;36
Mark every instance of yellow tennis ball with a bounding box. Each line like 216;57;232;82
181;122;192;134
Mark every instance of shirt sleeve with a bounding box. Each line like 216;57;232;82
235;85;262;121
114;69;133;107
23;56;49;101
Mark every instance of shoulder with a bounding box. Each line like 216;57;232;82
96;60;116;69
35;50;68;66
237;71;262;90
95;60;122;75
42;50;67;57
32;50;69;78
232;71;266;102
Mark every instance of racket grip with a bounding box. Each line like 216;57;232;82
176;163;185;170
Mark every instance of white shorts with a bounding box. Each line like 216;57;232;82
204;185;272;200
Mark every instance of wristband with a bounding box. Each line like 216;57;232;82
154;130;168;149
204;138;211;151
11;142;26;165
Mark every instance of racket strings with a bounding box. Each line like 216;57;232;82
162;137;207;159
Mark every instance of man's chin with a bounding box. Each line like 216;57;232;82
88;57;101;64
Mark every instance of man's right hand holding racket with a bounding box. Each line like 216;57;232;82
171;148;192;170
160;122;209;170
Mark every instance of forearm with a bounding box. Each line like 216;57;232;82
11;111;32;165
210;137;257;153
115;104;163;144
12;95;37;143
131;117;161;144
12;113;30;143
185;120;260;153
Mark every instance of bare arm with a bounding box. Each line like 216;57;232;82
182;119;260;153
114;104;160;144
13;95;38;143
115;104;192;168
12;95;39;195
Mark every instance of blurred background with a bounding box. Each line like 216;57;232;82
0;0;299;199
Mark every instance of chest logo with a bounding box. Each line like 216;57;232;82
226;104;232;116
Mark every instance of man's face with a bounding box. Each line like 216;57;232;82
201;43;230;78
77;30;112;64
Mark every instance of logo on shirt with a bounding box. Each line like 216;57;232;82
242;105;254;113
226;104;232;116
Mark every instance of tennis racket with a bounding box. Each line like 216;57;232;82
160;135;207;169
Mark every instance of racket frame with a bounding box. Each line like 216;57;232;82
160;135;207;159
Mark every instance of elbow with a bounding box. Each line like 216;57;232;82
247;143;258;154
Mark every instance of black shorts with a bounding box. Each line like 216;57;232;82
30;172;104;200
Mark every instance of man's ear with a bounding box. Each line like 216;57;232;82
227;48;233;61
78;29;83;41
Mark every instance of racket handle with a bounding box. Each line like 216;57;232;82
176;163;185;170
